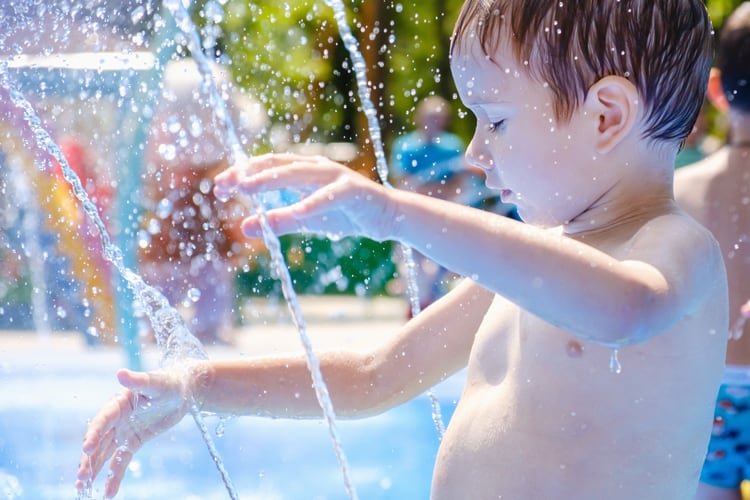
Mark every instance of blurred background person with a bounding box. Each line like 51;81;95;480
139;58;266;345
674;100;722;168
674;3;750;498
388;96;517;316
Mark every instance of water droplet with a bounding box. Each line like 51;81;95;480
131;6;146;24
157;143;177;161
203;0;225;23
156;198;173;219
609;349;622;374
187;288;202;302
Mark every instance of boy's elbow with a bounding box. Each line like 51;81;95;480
335;352;400;419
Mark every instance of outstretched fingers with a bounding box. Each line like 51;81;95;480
214;153;341;200
77;390;139;496
214;153;295;198
77;370;154;496
102;445;137;498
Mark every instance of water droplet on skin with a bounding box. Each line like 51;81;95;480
609;349;622;374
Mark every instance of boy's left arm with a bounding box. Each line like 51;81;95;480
215;154;722;346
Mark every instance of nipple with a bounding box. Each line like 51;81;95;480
566;340;583;358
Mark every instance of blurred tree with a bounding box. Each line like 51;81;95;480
192;0;468;169
708;0;746;28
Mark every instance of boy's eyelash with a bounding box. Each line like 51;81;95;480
488;120;506;132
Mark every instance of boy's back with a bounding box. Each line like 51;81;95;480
674;7;750;489
676;148;750;364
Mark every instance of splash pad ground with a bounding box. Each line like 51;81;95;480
0;295;464;499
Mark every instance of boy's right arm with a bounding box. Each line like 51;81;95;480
77;279;494;497
197;278;493;418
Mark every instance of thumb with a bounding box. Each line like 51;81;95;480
117;369;159;397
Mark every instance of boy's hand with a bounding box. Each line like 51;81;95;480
214;154;395;242
76;368;193;498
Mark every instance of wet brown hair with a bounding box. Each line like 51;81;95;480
450;0;714;143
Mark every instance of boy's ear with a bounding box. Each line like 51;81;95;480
706;68;730;113
584;76;639;154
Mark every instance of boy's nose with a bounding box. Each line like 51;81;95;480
466;136;493;171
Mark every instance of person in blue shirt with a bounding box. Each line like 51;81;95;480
389;96;473;313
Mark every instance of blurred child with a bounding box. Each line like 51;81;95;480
139;58;266;345
674;4;750;498
389;96;471;312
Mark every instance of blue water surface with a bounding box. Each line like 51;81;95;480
0;336;463;499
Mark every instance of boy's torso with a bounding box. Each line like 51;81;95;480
430;217;727;500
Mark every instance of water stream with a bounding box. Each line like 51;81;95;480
0;67;240;500
323;0;446;439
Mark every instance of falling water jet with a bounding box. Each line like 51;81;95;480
322;0;446;440
609;349;622;374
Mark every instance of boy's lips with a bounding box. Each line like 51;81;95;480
500;189;513;203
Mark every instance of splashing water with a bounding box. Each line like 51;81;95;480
323;0;445;440
0;63;239;500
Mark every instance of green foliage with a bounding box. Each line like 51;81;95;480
708;0;746;28
235;235;396;296
382;1;468;139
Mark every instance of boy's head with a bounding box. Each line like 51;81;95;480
450;0;713;144
718;2;750;113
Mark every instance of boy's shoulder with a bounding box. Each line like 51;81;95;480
590;203;722;287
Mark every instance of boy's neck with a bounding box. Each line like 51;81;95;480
564;189;676;238
564;148;677;237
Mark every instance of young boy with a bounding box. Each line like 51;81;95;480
674;3;750;498
77;1;727;498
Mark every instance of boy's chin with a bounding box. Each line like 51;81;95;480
515;207;558;228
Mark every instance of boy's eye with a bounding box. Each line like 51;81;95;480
488;120;506;133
